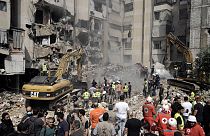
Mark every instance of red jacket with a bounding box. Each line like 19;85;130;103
161;126;177;136
155;112;171;130
184;124;205;136
143;102;156;117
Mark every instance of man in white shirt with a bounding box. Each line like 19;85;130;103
114;95;129;136
182;96;192;123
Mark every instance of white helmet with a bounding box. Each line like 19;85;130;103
161;99;168;105
146;96;153;103
188;115;197;122
168;118;177;127
162;104;170;112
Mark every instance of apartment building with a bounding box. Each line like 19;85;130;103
152;0;190;64
0;0;25;89
190;0;210;59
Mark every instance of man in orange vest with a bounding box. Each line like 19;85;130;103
154;104;171;135
143;96;156;131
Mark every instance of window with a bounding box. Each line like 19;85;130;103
124;55;132;63
179;8;188;20
154;0;172;5
179;0;187;5
154;12;160;20
94;2;102;12
0;1;6;12
123;38;132;49
124;3;133;12
154;41;162;49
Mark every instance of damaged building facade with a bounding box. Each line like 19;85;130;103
190;0;210;59
0;0;25;89
152;0;191;64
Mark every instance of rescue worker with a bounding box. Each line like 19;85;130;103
82;90;90;109
184;115;205;136
154;104;171;135
161;118;178;136
123;83;129;99
41;62;48;76
143;96;156;131
92;92;98;103
143;78;148;98
189;91;195;103
111;82;116;100
174;105;185;131
95;89;101;103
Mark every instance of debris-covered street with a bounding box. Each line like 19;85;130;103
1;0;210;136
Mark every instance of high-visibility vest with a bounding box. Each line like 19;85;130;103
95;92;101;98
92;93;97;98
112;84;115;90
42;64;47;72
189;92;195;102
123;85;128;92
174;113;184;130
83;92;90;99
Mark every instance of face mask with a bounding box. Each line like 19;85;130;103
27;112;32;116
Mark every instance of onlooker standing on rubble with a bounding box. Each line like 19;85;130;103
0;112;16;136
93;112;116;136
124;111;142;136
40;117;56;136
159;84;164;104
171;97;182;117
78;109;89;136
114;95;130;136
90;103;106;136
56;112;69;136
203;100;210;135
92;79;97;88
128;82;132;98
193;96;204;125
70;120;84;136
182;96;192;123
143;78;148;98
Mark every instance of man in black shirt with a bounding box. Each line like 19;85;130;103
171;97;182;117
203;100;210;135
124;112;142;136
193;96;203;125
128;82;132;98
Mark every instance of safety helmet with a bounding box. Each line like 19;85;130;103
162;104;170;112
161;99;168;105
146;96;153;103
168;118;177;127
188;115;197;122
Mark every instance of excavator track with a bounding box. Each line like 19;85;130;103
167;79;199;93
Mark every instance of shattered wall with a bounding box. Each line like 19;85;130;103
20;0;74;69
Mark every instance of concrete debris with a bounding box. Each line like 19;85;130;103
0;91;25;126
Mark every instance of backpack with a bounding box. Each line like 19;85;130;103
99;122;112;136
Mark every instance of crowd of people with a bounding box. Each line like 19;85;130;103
0;74;210;136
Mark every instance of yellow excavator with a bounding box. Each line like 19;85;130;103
166;33;210;92
22;48;86;108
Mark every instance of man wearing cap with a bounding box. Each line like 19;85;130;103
142;96;156;131
184;115;205;136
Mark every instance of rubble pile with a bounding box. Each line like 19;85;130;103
0;91;25;126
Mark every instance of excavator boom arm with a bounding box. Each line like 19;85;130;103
167;32;193;63
55;48;84;80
